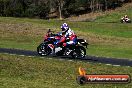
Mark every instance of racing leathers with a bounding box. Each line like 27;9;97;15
57;28;77;47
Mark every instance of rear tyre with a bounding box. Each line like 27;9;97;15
71;46;86;59
37;43;51;56
120;20;123;23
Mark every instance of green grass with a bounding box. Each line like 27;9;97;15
88;44;132;59
1;17;132;38
0;54;132;88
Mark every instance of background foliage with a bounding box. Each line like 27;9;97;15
0;0;131;19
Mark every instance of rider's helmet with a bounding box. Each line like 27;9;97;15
124;15;128;18
61;23;69;33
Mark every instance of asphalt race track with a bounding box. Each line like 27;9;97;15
0;48;132;67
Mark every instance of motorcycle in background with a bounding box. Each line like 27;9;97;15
120;17;131;23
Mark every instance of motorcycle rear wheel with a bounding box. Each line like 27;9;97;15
71;46;86;59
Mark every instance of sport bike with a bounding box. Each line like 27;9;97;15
37;29;88;59
120;18;131;23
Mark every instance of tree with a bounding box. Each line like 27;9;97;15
55;0;64;20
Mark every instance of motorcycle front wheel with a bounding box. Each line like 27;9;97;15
37;43;51;56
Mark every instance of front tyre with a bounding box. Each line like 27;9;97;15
37;43;51;56
71;46;86;59
120;19;123;23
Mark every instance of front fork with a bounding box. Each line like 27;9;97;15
48;44;55;53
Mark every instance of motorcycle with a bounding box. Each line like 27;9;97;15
120;18;131;23
37;29;88;59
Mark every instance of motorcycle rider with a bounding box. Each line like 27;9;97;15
57;23;77;47
121;15;130;23
52;23;77;55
